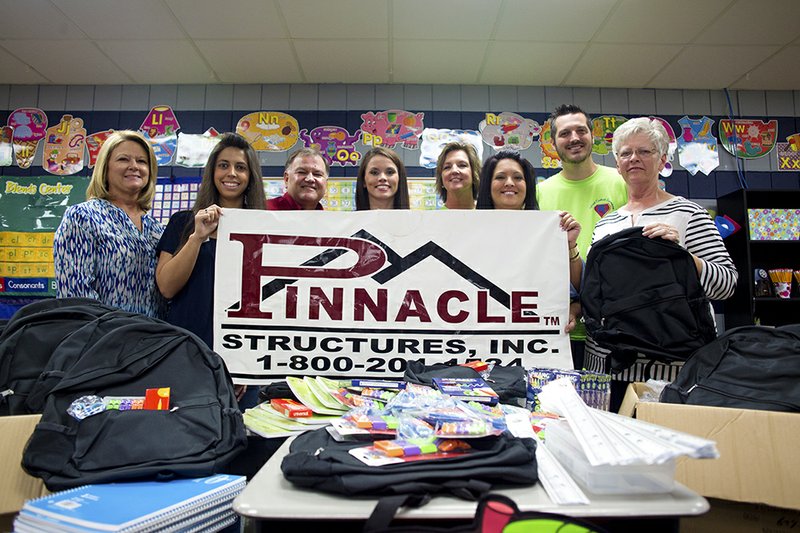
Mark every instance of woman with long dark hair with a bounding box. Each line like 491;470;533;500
156;133;266;407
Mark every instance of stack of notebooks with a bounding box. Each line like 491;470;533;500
14;474;245;532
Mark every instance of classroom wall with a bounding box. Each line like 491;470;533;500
2;83;799;197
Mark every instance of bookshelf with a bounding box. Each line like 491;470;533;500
716;188;800;327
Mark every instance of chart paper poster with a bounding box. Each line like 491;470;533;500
479;112;540;151
677;116;719;176
419;128;483;169
43;115;86;176
719;119;778;159
214;210;572;383
299;126;362;167
237;111;299;152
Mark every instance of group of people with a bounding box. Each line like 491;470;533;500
52;104;738;411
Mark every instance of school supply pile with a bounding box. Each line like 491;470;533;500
538;378;718;495
527;368;610;411
660;324;800;412
14;474;245;533
8;300;247;491
581;227;717;371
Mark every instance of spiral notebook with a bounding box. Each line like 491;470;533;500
13;474;245;532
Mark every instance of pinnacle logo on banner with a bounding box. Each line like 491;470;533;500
214;210;573;383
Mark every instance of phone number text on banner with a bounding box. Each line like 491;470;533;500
214;209;573;382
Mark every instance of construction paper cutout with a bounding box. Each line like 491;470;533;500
360;110;425;149
43;115;86;176
237;111;299;152
650;116;677;178
714;215;741;239
478;112;540;151
0;126;13;166
139;106;181;166
538;121;560;169
677;116;719;176
719;119;778;159
175;128;221;168
418;128;483;169
591;115;627;155
8;108;48;169
86;130;115;168
299;126;362;167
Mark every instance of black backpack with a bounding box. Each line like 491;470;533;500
581;227;717;371
661;324;800;412
22;316;247;490
0;298;117;415
281;427;538;527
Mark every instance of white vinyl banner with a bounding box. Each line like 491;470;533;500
214;209;573;383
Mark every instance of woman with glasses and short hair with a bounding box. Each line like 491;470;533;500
584;117;738;410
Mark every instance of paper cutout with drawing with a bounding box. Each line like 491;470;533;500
677;116;719;176
591;115;627;155
650;116;677;178
8;108;48;169
776;138;800;172
538;121;560;169
360;110;425;149
86;130;115;168
718;119;778;159
140;105;180;165
237;111;299;152
299;126;361;167
43;115;86;176
479;112;540;151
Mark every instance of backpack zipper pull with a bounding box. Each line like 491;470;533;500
1;389;13;398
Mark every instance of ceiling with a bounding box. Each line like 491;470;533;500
1;0;799;91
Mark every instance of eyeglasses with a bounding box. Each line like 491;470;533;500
617;148;658;160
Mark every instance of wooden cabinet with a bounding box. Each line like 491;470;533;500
717;189;800;327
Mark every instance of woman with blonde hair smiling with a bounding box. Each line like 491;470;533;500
53;130;163;317
435;141;481;209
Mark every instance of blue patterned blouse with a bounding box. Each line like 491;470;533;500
53;198;164;318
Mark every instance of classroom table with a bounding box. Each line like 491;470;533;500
233;437;709;532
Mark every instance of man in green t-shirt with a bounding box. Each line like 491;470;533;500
536;104;628;369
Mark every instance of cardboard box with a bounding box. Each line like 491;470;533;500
681;498;800;533
0;415;46;530
622;383;800;511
